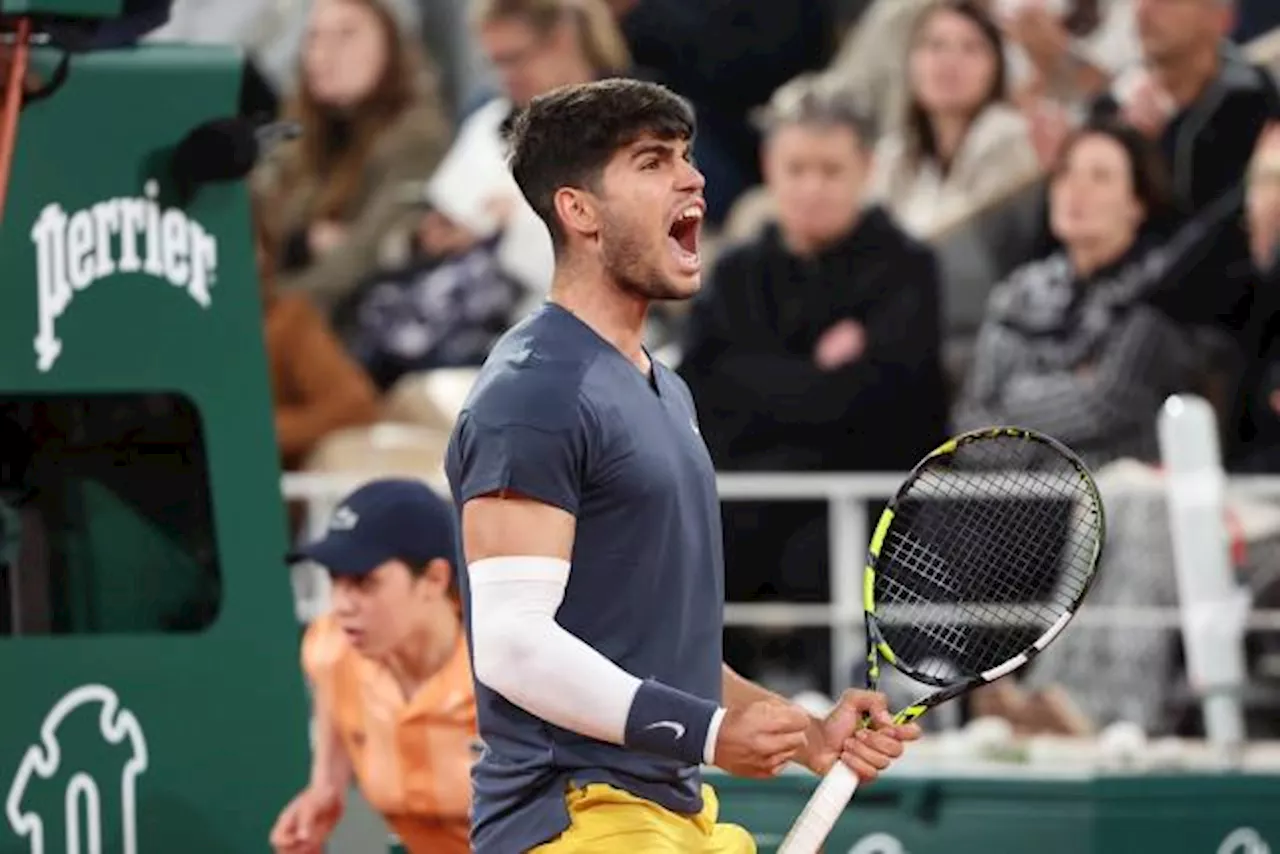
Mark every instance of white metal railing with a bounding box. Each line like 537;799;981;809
280;471;1280;694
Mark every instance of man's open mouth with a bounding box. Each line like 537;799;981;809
667;203;704;271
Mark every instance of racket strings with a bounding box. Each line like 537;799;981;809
872;434;1102;685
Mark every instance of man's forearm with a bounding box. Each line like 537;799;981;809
722;663;791;709
470;557;722;765
309;703;354;795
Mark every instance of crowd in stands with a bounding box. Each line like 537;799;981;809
139;0;1280;695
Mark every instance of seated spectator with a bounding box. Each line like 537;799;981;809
868;0;1041;241
254;0;451;318
341;190;526;392
1228;124;1280;471
954;121;1198;468
679;79;945;690
255;195;381;472
682;77;946;475
425;0;630;302
824;0;1136;136
1089;0;1280;328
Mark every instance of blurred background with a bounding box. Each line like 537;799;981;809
5;0;1280;851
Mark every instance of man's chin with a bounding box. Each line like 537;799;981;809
654;269;702;301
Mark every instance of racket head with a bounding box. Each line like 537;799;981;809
862;426;1105;718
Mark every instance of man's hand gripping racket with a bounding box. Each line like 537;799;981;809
779;426;1106;854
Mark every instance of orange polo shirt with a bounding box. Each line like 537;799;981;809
302;615;477;854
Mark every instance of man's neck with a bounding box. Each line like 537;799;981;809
549;259;651;371
382;608;460;700
1152;45;1220;109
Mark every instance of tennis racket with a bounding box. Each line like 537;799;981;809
777;426;1106;854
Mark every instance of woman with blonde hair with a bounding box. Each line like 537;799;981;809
256;0;451;318
424;0;631;298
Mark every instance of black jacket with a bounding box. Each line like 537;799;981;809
1091;45;1280;333
678;208;947;472
1228;260;1280;471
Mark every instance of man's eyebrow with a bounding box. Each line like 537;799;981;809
630;141;684;160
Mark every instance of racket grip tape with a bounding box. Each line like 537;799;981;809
776;761;860;854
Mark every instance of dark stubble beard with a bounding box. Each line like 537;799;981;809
598;204;688;302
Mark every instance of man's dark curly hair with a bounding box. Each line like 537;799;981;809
505;78;696;250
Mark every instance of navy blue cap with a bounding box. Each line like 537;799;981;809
289;478;457;577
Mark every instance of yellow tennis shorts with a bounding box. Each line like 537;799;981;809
529;782;756;853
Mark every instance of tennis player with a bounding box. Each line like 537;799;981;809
445;79;921;854
269;478;476;854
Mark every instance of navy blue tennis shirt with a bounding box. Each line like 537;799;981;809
444;302;726;852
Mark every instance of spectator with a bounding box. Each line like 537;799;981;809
824;0;1138;137
255;0;451;319
867;0;1041;241
425;0;630;301
1228;124;1280;471
679;78;946;687
1087;0;1280;330
341;189;526;391
683;77;946;475
255;193;381;472
1098;0;1278;214
954;121;1198;468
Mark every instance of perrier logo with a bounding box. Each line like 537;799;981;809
30;180;218;372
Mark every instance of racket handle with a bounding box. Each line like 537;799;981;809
776;761;860;854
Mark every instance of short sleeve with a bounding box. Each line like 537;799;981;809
449;408;588;516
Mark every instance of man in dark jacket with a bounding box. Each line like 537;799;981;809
1091;0;1280;331
678;77;946;691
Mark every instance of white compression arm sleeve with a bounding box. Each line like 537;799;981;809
468;556;724;763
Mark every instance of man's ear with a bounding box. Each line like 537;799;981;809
420;557;453;599
553;187;600;243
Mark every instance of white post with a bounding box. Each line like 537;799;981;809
1156;394;1248;762
829;496;866;695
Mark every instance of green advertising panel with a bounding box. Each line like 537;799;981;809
711;771;1280;854
0;0;122;18
0;44;308;854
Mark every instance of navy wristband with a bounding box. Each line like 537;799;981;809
623;679;720;766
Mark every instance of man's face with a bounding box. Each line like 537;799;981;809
589;134;707;301
329;559;444;659
764;123;869;252
480;18;577;108
1135;0;1228;64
